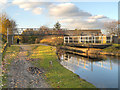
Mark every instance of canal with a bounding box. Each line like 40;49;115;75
57;49;119;88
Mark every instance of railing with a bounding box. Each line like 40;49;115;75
64;36;112;44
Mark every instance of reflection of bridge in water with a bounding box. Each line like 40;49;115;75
60;53;112;71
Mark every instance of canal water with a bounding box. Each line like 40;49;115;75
57;49;119;88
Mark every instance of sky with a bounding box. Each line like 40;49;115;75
0;0;118;33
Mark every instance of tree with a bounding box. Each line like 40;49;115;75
39;26;49;34
40;26;49;31
104;21;118;36
54;22;61;30
0;13;16;42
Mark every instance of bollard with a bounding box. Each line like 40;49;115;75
49;61;53;68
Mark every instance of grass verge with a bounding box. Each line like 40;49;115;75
103;44;120;54
29;45;96;88
2;45;20;88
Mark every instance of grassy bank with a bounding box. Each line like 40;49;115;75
2;45;20;88
102;44;120;56
29;45;95;88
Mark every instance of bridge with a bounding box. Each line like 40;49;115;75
6;28;113;47
6;28;66;45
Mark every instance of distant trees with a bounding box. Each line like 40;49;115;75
104;21;118;36
20;22;64;44
54;22;61;30
39;26;49;31
39;25;49;34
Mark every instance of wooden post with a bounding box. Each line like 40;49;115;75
12;35;13;44
94;36;96;43
79;36;81;43
87;36;89;43
102;36;103;44
68;54;70;61
91;61;93;71
68;37;69;43
110;60;112;70
110;36;112;43
64;37;66;44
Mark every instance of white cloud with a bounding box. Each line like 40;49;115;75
12;0;52;14
48;3;114;29
32;7;43;15
0;0;7;4
59;18;106;29
89;15;107;19
0;0;11;10
49;3;91;17
11;1;116;30
87;19;96;23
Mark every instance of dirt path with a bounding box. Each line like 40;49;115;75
6;45;50;88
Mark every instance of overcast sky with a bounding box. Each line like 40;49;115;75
0;0;118;33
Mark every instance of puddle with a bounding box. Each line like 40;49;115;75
28;67;43;75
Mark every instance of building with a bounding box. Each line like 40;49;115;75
64;36;112;44
63;29;113;44
64;29;102;36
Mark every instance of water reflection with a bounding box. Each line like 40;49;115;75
58;50;118;88
61;53;113;71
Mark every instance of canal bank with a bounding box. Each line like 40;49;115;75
57;49;119;88
60;44;120;58
28;44;96;88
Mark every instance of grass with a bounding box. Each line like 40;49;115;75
29;45;96;88
40;36;64;46
2;45;20;88
103;44;120;54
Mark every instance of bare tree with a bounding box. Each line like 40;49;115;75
104;21;118;36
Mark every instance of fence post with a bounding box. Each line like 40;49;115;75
7;28;13;46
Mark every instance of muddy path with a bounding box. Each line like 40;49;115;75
6;45;50;88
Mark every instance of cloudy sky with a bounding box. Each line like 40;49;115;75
0;0;118;33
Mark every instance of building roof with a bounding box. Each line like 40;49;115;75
67;29;101;32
